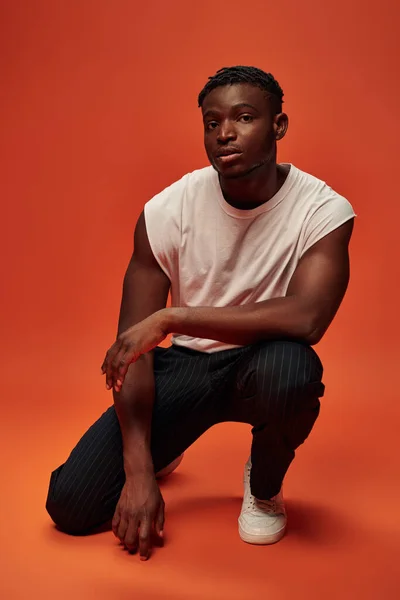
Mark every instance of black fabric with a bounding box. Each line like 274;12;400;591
46;340;324;533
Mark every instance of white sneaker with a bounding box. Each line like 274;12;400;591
238;458;287;545
155;453;184;479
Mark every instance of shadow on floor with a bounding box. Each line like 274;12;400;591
47;471;355;548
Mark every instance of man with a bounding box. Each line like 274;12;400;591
46;66;355;560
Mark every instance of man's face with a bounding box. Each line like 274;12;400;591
201;83;287;179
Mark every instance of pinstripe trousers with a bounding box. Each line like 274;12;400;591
46;340;324;534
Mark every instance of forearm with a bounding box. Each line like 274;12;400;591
165;296;316;346
116;276;145;336
113;353;155;476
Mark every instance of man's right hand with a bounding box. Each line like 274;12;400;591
112;472;165;561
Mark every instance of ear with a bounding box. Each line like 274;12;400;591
274;113;289;141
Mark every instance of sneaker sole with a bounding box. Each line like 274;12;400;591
238;522;287;545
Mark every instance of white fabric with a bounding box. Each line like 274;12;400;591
144;164;356;353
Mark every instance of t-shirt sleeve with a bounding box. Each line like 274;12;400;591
300;191;356;257
143;174;187;280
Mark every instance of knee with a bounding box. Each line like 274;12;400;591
253;340;324;402
45;467;90;535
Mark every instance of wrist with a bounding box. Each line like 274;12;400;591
159;307;186;335
123;449;154;479
125;467;155;481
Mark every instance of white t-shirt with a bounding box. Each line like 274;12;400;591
144;164;356;353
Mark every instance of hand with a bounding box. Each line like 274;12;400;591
101;310;169;391
112;474;165;561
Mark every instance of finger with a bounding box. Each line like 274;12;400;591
111;345;127;392
101;350;112;375
112;506;121;538
116;357;132;388
100;356;107;374
105;343;121;390
115;351;136;390
138;518;152;561
124;516;139;553
117;513;129;543
114;347;138;391
155;503;165;541
106;340;123;390
101;353;111;388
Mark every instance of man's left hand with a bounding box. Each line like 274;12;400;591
101;310;169;391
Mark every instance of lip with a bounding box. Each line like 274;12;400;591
216;148;242;157
217;151;242;164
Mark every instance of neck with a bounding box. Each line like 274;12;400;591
219;161;288;210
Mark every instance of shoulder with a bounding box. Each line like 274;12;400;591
145;166;215;213
290;166;356;257
292;165;356;218
143;166;216;252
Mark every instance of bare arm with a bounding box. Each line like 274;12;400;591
108;211;170;475
104;219;354;394
164;219;354;346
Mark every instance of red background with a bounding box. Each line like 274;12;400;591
1;1;398;598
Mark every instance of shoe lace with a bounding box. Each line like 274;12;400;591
245;464;282;514
256;498;279;514
245;495;279;514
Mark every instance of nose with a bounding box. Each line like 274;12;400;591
217;120;237;144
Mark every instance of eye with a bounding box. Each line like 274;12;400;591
206;121;219;131
239;114;254;123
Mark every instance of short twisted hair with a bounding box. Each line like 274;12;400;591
198;65;284;113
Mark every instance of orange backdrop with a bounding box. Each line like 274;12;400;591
0;1;398;598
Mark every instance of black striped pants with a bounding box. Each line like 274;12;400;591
46;340;324;534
